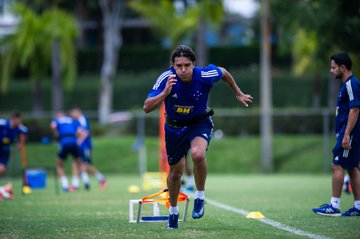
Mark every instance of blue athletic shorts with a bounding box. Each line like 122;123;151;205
79;147;92;164
0;148;10;167
165;117;213;166
332;137;360;170
57;142;80;160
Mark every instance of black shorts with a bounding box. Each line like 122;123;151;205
57;142;80;160
165;117;213;166
79;147;92;164
0;148;10;167
332;137;360;169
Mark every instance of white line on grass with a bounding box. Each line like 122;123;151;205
206;198;332;239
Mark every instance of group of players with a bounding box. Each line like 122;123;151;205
0;107;106;200
50;107;106;192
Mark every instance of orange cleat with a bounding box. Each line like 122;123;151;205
99;179;107;191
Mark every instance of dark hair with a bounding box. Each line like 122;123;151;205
11;112;22;119
170;45;196;64
330;52;352;70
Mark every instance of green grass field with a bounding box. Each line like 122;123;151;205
0;174;358;239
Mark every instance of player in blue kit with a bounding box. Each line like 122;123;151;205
51;111;87;192
70;108;106;190
143;45;253;229
312;53;360;217
0;112;28;199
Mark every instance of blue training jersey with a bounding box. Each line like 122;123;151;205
147;64;223;121
0;119;28;151
51;116;79;145
335;75;360;143
76;115;92;149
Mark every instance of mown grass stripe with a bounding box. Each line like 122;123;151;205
206;198;332;239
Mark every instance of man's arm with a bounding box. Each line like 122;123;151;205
342;107;359;150
143;75;177;113
219;67;253;107
18;133;26;150
76;128;89;145
50;122;59;139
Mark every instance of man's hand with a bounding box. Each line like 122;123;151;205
163;74;177;96
236;93;253;107
342;134;351;150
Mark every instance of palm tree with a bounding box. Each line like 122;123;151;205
129;0;198;47
194;0;223;67
0;4;78;114
1;4;50;113
129;0;224;64
42;8;79;112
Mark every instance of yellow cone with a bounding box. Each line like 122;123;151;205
22;186;32;194
128;185;140;193
246;211;265;219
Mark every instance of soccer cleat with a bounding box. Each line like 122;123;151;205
167;213;179;230
343;181;352;194
99;179;107;191
84;183;90;191
341;207;360;216
0;183;14;200
192;198;205;219
312;203;341;217
68;185;78;192
63;185;78;192
346;183;352;194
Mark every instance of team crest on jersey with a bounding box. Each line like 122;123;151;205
174;105;193;115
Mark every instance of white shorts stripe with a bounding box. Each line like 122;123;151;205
342;136;353;158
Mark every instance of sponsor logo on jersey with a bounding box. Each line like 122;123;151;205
174;105;193;115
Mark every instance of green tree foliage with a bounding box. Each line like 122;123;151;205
129;0;224;69
129;0;199;46
270;0;360;75
42;8;78;90
0;3;78;112
0;4;51;93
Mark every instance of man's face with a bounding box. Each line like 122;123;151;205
173;56;195;83
70;110;80;119
330;60;343;80
10;118;22;128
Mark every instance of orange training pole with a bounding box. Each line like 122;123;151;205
159;103;169;175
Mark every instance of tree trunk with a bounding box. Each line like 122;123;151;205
52;39;63;113
196;16;207;67
76;0;88;48
98;0;124;124
32;78;43;116
260;0;273;172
